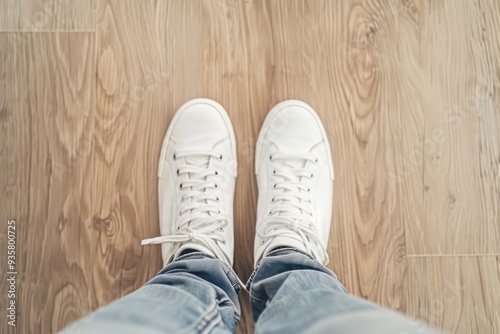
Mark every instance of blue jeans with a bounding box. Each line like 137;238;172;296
62;249;441;333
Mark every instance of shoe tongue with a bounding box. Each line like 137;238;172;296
183;156;210;168
282;161;303;171
258;235;311;266
279;156;306;169
262;234;324;265
175;243;216;259
266;235;307;253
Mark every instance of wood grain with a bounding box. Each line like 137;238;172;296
92;0;204;307
0;32;95;333
321;0;410;311
407;256;500;333
0;0;96;31
1;0;499;333
402;0;500;255
92;0;167;308
203;1;256;331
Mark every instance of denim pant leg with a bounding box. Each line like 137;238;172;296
247;248;441;334
61;253;241;334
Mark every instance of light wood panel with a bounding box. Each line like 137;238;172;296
203;3;410;331
1;0;499;333
402;0;500;256
92;0;204;308
320;0;410;310
0;32;95;333
407;256;500;333
92;0;167;308
0;0;96;31
202;1;255;331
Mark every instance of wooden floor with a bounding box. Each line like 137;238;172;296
1;0;499;333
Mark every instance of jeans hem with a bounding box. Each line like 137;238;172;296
246;247;316;290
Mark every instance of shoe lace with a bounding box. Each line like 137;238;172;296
141;149;229;263
259;152;329;262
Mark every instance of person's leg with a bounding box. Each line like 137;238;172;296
63;253;240;333
61;99;241;333
250;100;441;334
248;248;440;334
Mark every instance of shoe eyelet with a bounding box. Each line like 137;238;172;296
218;154;223;161
268;210;273;216
310;173;314;179
173;153;177;160
273;183;277;189
221;239;226;245
271;197;275;203
178;211;182;216
179;183;183;190
215;170;219;176
218;227;224;232
260;240;265;245
272;170;276;175
307;188;311;192
214;184;219;189
314;157;318;163
215;196;220;202
176;169;180;176
269;155;273;161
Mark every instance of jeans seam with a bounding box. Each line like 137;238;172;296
222;263;242;295
221;265;242;324
246;263;260;291
191;300;222;334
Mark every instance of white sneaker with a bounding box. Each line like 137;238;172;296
254;100;334;266
142;98;237;267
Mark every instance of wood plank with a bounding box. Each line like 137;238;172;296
477;0;500;254
404;0;500;255
0;0;96;32
204;0;410;327
406;256;500;334
90;0;203;312
202;0;255;332
317;0;410;311
0;32;95;332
